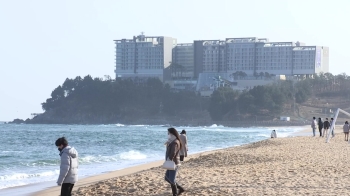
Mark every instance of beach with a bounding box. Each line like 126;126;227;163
33;127;350;196
1;124;303;195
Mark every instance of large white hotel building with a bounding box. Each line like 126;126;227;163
114;34;329;81
114;34;176;82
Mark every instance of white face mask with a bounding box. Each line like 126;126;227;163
168;134;172;139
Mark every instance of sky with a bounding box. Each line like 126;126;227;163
0;0;349;121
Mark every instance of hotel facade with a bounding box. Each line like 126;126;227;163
114;34;329;80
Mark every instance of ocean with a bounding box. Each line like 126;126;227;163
0;123;305;194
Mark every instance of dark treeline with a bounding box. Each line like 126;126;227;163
209;81;310;121
209;72;350;121
24;72;350;124
35;76;208;124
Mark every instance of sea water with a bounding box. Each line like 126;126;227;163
0;123;305;191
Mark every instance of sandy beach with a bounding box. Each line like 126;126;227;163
32;126;350;196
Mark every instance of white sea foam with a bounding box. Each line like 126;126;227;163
0;182;27;190
209;124;224;128
0;170;60;189
0;171;59;181
115;123;125;127
79;150;147;164
256;134;270;137
120;150;147;160
1;150;24;153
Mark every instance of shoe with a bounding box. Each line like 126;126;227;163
176;183;185;195
171;184;178;196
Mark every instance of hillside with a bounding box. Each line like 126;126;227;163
9;73;350;126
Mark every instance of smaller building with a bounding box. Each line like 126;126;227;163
196;73;235;96
171;43;194;79
165;80;197;91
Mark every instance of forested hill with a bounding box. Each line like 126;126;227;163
14;73;350;124
30;76;209;124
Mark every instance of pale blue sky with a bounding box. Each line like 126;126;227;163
0;0;349;121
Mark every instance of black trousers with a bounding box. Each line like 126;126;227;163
61;183;74;196
319;128;322;136
180;155;184;161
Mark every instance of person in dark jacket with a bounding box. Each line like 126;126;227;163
165;128;185;196
55;137;78;196
318;118;323;137
330;118;335;138
343;121;350;141
323;118;330;138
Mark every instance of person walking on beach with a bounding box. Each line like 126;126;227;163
343;121;350;141
311;117;317;137
323;118;330;138
179;130;188;162
55;137;78;196
318;118;323;137
330;117;335;138
164;128;185;196
271;130;277;138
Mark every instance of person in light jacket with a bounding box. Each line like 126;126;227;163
271;130;277;138
165;128;185;196
179;130;188;162
343;121;350;141
311;117;317;137
55;137;78;196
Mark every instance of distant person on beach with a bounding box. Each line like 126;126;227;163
323;118;330;138
271;130;277;138
55;137;78;196
343;121;350;141
318;118;323;137
179;130;188;162
165;128;185;196
330;118;335;138
311;117;317;137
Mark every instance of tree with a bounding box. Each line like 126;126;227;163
51;85;65;101
208;87;239;120
241;72;247;79
39;75;208;124
235;71;247;79
254;71;259;79
259;72;264;79
264;72;270;79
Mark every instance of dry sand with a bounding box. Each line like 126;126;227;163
34;128;350;196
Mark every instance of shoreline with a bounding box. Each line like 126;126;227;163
5;121;311;127
0;150;239;196
30;150;232;196
71;130;350;195
0;126;308;196
31;126;309;196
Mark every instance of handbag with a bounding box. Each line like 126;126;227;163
162;158;176;170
